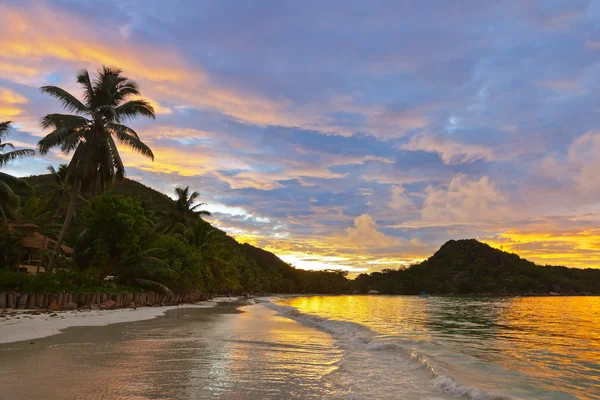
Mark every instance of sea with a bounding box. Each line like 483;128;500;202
0;295;598;400
270;295;600;400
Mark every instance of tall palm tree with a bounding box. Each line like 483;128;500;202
0;121;35;221
162;185;211;233
38;66;156;272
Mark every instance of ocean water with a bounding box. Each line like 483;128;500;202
1;297;598;399
270;295;600;400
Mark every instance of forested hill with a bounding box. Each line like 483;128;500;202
354;239;600;295
18;174;349;294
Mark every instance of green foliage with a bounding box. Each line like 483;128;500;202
82;194;147;274
0;224;24;270
0;269;141;293
18;174;350;295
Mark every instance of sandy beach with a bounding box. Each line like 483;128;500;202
0;300;343;400
0;298;242;345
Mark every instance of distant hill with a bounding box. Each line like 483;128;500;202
353;239;600;295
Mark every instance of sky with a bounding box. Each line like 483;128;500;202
1;0;600;274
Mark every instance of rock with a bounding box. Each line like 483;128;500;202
29;342;34;345
90;304;99;310
47;302;59;311
31;311;41;315
98;299;116;310
49;313;58;317
64;301;78;310
78;305;91;310
128;302;136;309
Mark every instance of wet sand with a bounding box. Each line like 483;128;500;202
0;303;342;400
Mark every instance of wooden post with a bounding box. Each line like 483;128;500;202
0;292;6;308
57;292;64;307
42;293;49;308
35;293;43;308
26;293;36;308
17;293;28;309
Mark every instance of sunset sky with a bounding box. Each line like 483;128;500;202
1;1;599;274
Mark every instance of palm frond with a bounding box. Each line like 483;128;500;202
131;279;174;296
76;69;94;106
109;124;154;160
0;142;15;151
40;114;89;130
38;127;82;155
0;149;35;166
0;172;32;192
115;99;155;121
107;136;125;180
0;180;18;205
39;86;87;114
0;121;11;140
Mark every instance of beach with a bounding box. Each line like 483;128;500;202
0;299;347;400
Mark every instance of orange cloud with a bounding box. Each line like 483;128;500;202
0;87;28;118
484;229;600;268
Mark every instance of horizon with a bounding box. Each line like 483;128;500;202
1;1;600;273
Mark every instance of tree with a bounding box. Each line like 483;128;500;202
162;185;211;233
38;66;156;272
0;121;35;221
80;194;148;279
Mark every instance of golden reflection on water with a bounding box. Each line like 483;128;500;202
284;295;600;400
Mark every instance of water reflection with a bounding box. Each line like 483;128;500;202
0;305;342;400
284;295;600;400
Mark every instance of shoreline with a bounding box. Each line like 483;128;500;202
0;297;242;345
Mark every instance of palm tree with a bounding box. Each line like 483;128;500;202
44;164;88;217
162;185;211;233
38;66;156;272
0;121;35;221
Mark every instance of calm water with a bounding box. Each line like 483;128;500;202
273;295;600;400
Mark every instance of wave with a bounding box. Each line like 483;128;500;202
264;300;518;400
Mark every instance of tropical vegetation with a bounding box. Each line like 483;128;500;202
38;66;155;272
0;121;35;221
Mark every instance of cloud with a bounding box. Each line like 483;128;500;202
421;174;511;223
567;131;600;193
402;132;495;165
0;87;28;118
389;186;415;211
345;214;398;248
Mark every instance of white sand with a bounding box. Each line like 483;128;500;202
0;297;239;345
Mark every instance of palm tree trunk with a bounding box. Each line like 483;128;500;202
47;178;81;273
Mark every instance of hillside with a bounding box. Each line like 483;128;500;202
353;239;600;295
16;174;349;294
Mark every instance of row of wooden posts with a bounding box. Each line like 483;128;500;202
0;291;212;309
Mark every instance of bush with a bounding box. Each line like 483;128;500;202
0;270;142;293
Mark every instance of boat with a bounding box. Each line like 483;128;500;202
418;291;429;298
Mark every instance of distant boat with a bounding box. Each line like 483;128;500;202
419;291;429;298
367;290;381;295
